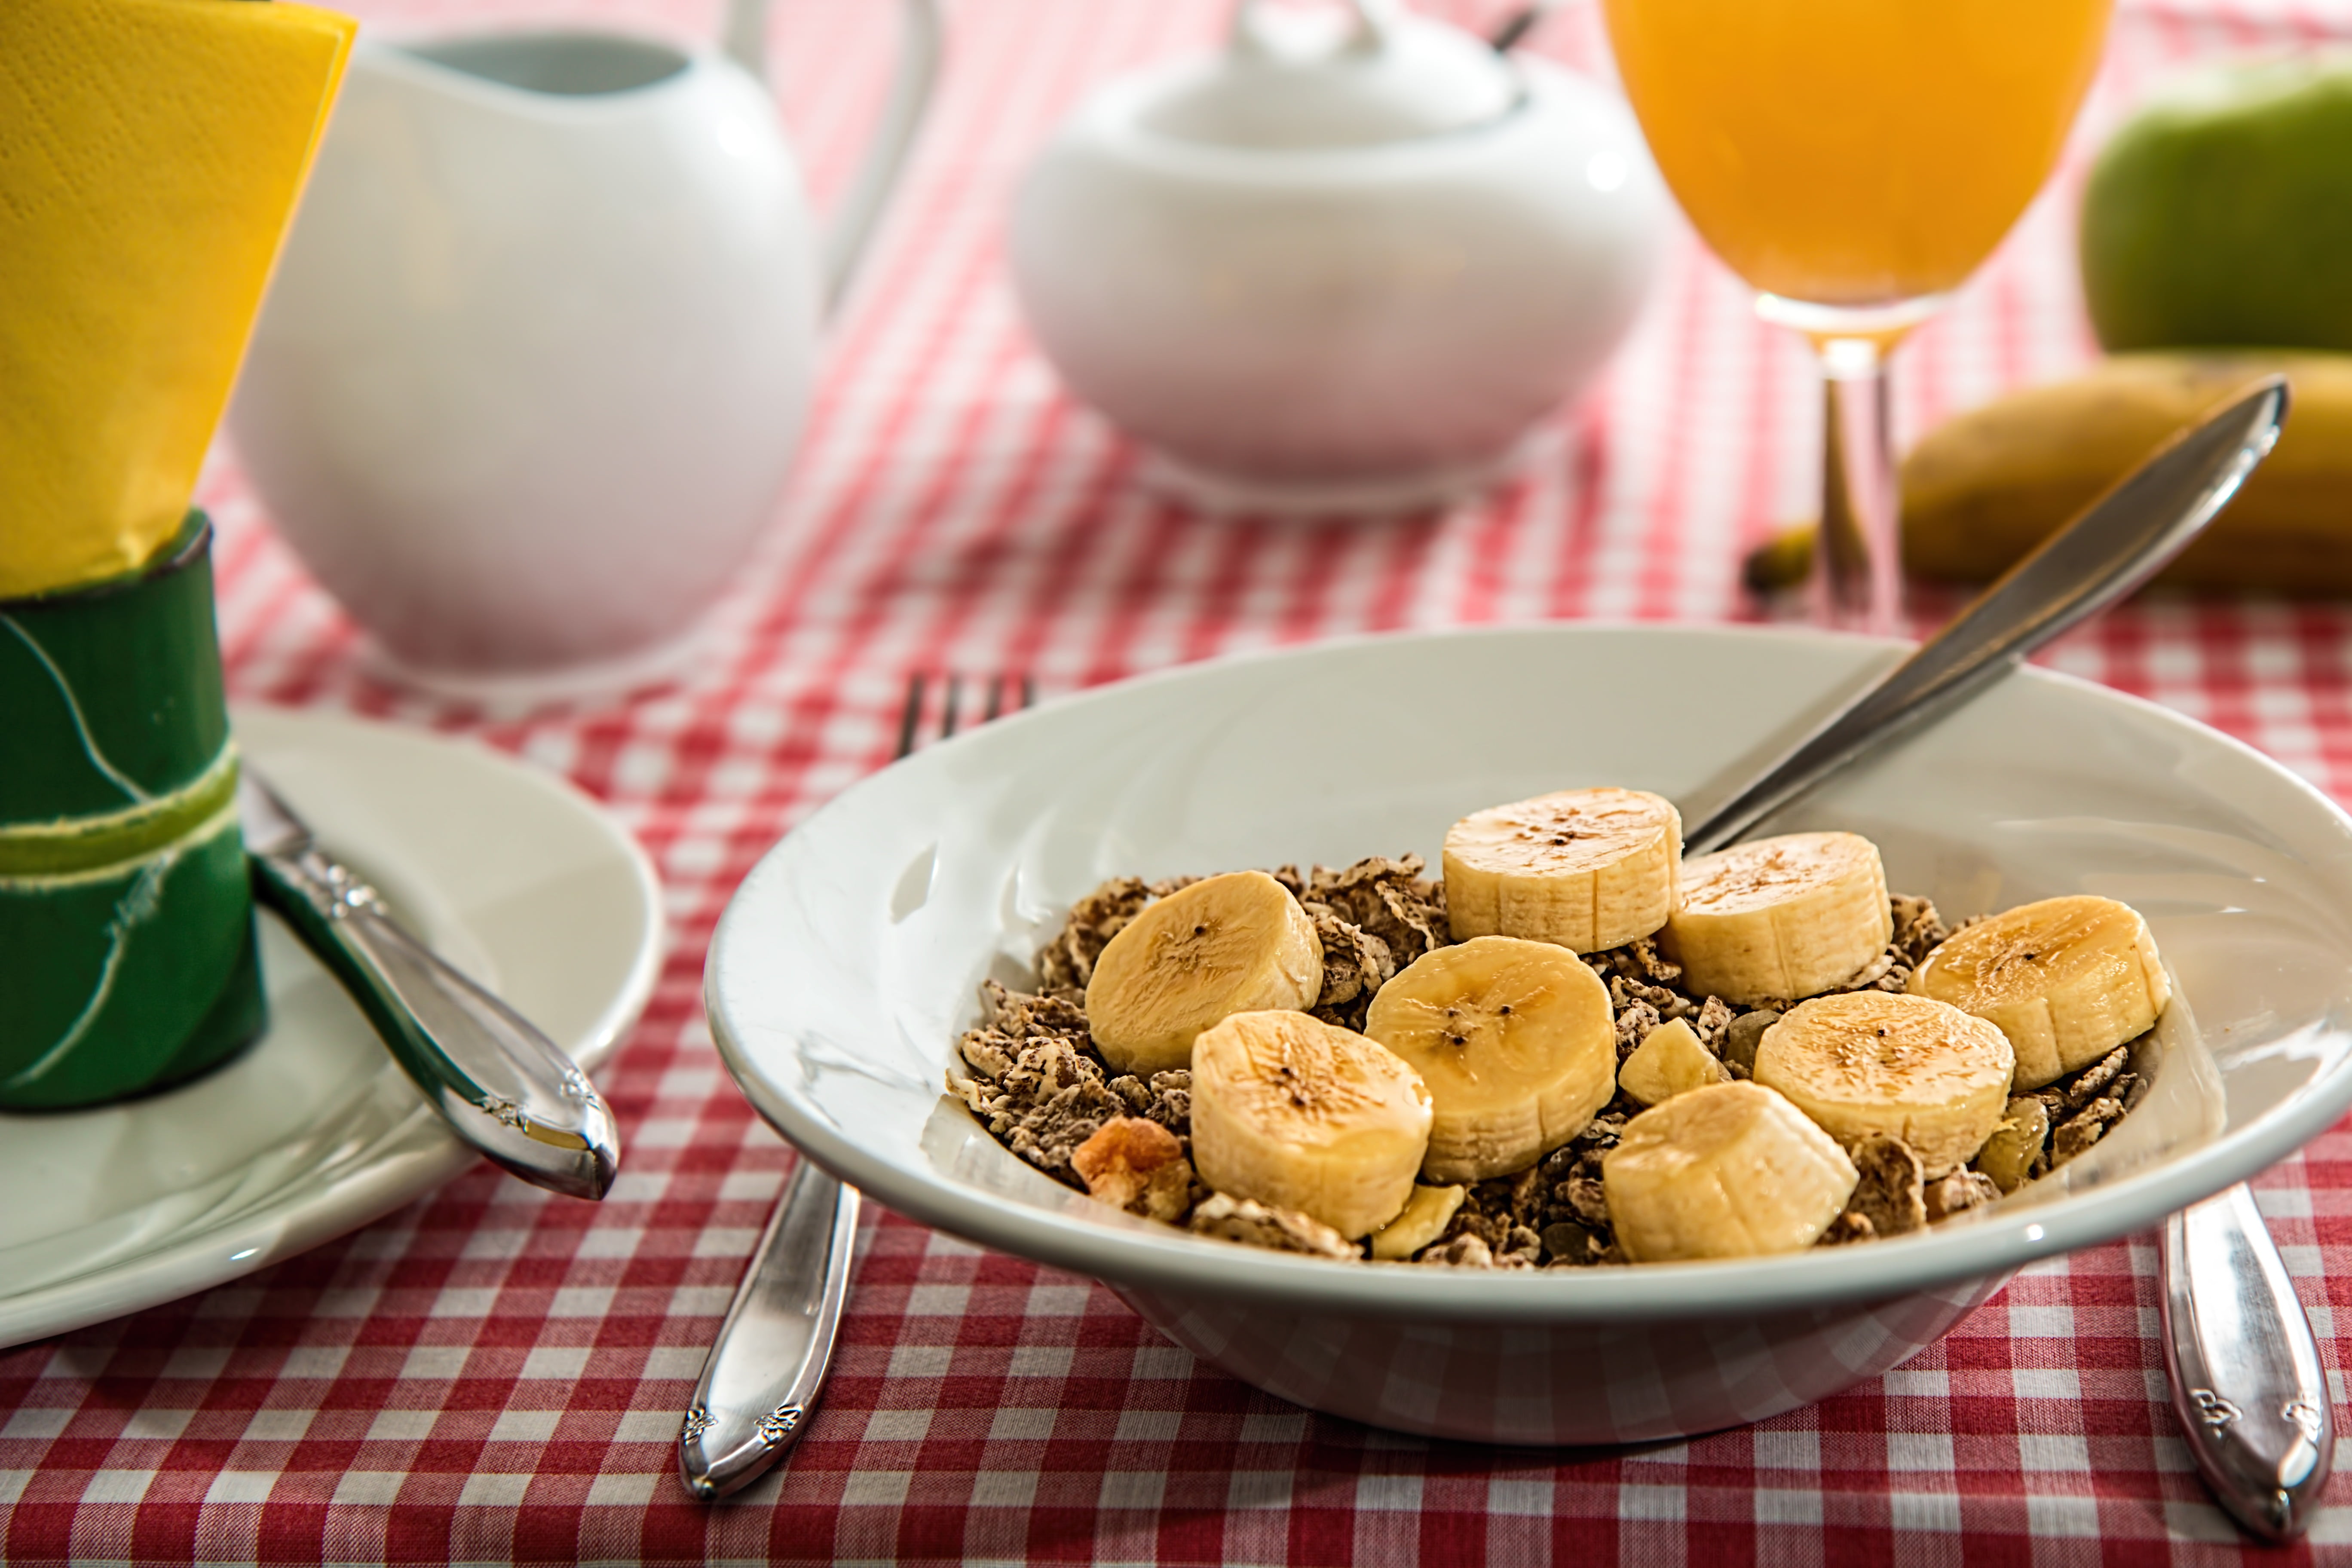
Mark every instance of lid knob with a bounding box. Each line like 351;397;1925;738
1143;0;1521;150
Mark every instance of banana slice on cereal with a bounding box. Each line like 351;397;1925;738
1085;871;1323;1075
1189;1010;1432;1240
1443;787;1681;952
1662;831;1892;1004
1362;935;1617;1182
1603;1081;1859;1261
1752;992;2014;1176
1906;894;2169;1091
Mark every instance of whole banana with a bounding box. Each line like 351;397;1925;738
1744;351;2352;596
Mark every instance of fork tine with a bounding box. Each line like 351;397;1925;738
894;673;926;763
900;671;1033;760
938;674;962;742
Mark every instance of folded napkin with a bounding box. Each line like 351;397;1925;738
0;0;355;600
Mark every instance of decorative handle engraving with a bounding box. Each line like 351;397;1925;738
757;1404;804;1447
2190;1389;2243;1433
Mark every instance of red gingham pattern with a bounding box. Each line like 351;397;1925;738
10;1;2352;1561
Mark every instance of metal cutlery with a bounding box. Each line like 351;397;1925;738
1685;375;2330;1540
2162;1185;2335;1541
240;767;621;1202
678;672;1033;1501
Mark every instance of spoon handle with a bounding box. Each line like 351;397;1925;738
2161;1184;2334;1541
677;1160;859;1501
1684;376;2287;855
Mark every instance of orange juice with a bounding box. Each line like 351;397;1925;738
1600;0;2111;307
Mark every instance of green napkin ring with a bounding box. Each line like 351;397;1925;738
0;513;265;1110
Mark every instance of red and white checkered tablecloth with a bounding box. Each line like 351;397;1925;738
12;0;2352;1561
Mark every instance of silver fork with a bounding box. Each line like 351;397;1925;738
679;672;1033;1501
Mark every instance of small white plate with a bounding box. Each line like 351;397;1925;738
0;706;663;1350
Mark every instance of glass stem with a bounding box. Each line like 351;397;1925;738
1813;335;1902;636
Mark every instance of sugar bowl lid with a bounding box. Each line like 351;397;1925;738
1141;0;1522;150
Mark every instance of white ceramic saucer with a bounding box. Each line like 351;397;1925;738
0;706;663;1350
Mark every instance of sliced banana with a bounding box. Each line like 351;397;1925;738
1602;1081;1859;1262
1362;935;1617;1182
1368;1184;1467;1261
1444;787;1681;952
1618;1017;1730;1107
1907;894;2170;1091
1663;831;1892;1005
1189;1010;1433;1240
1085;870;1323;1075
1752;992;2014;1177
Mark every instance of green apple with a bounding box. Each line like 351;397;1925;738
2081;54;2352;352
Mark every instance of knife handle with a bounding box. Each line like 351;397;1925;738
251;847;621;1200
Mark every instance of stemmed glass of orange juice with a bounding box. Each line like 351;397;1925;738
1599;0;2113;631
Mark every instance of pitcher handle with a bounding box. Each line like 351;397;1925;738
722;0;943;317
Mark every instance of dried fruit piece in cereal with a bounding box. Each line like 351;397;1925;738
1073;1116;1194;1224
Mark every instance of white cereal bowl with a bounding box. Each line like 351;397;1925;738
705;625;2352;1445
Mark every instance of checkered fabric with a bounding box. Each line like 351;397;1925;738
10;0;2352;1561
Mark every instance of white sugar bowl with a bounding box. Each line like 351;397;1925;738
1009;0;1667;514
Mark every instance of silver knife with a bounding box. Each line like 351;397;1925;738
239;766;621;1200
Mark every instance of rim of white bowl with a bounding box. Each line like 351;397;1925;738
709;622;2352;1323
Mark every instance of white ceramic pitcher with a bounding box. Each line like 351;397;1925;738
230;1;940;701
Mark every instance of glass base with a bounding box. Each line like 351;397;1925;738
1755;293;1949;637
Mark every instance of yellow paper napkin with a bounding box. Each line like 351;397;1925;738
0;0;355;600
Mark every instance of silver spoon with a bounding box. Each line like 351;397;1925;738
1684;376;2328;1541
